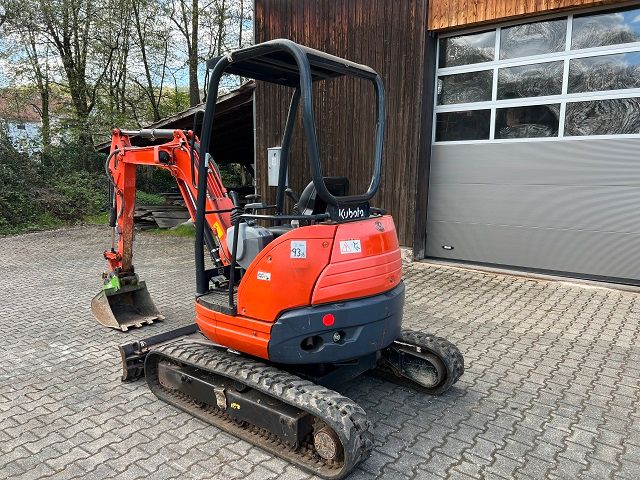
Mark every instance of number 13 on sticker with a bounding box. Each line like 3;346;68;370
290;240;307;258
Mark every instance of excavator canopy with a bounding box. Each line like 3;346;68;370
206;41;379;86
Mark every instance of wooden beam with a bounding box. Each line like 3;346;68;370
428;0;624;31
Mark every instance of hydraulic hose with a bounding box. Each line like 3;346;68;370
104;148;121;247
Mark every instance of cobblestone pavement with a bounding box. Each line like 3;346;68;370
1;226;639;480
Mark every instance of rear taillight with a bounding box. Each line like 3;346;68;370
322;313;335;327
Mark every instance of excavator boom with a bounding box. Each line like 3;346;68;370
92;128;236;330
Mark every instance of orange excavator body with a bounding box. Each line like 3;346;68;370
195;215;402;360
97;126;405;360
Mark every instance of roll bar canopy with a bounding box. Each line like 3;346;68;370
199;39;385;209
205;40;380;86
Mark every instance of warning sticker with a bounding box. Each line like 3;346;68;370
257;271;271;281
340;239;362;254
290;240;307;259
212;221;224;239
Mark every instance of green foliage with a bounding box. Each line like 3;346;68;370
136;167;176;194
158;89;191;119
0;130;109;235
148;223;195;237
0;0;254;236
0;132;41;230
42;141;107;174
39;172;107;221
219;163;250;187
32;212;63;230
0;125;191;235
136;190;166;205
84;212;110;225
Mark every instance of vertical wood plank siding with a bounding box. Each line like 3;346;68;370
254;0;429;246
428;0;624;31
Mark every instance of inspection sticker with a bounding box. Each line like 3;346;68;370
257;271;271;281
290;240;307;259
340;239;362;254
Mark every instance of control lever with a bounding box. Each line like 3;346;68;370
229;190;241;207
285;188;300;204
244;194;265;216
286;188;302;227
229;191;244;225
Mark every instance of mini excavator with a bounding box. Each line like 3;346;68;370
93;40;464;479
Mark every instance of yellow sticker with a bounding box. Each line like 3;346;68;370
213;222;224;239
230;402;241;410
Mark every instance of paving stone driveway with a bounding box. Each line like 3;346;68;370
1;226;639;480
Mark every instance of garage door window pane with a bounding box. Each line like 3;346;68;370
565;98;640;136
568;52;640;93
572;7;640;50
438;30;496;68
500;19;567;59
436;110;491;142
497;61;563;100
437;70;493;105
495;104;560;139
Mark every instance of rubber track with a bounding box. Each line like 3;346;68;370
145;340;374;480
376;328;465;395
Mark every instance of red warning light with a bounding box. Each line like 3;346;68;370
322;314;335;327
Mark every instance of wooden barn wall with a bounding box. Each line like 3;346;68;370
428;0;625;31
254;0;429;247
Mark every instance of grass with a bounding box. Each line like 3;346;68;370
81;211;194;238
147;223;195;237
1;210;110;236
84;212;110;225
0;213;63;236
1;212;194;238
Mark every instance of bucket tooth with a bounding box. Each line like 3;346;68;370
91;281;164;331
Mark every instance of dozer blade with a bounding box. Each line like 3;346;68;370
91;281;164;331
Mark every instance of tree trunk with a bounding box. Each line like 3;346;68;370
68;73;94;149
132;0;161;121
216;0;226;55
238;0;243;48
189;0;199;106
40;87;50;148
25;29;51;150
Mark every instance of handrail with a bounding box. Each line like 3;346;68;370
240;213;330;222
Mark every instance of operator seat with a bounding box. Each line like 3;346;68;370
268;177;350;237
295;176;350;216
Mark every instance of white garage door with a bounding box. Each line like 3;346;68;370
427;5;640;283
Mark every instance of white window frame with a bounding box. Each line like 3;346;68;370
433;6;640;145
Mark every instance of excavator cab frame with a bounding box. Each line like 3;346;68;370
195;39;386;297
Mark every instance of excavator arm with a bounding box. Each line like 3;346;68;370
92;127;237;330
